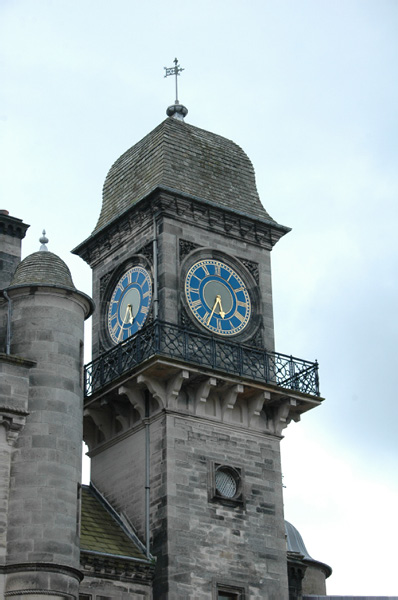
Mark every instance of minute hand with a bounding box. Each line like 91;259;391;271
117;304;133;342
217;297;225;318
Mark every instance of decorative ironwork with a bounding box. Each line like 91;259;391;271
84;320;319;398
164;58;184;104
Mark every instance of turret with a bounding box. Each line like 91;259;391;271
2;232;93;598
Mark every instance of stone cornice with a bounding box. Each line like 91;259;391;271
0;561;84;581
73;188;291;268
0;213;29;240
0;353;36;368
80;550;155;583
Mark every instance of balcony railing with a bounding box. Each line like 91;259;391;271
84;320;319;398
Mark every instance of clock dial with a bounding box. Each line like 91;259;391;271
108;266;152;344
185;259;251;336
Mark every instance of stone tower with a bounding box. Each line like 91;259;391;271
74;108;322;599
0;230;93;598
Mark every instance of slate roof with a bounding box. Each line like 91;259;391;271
80;484;149;562
95;117;274;232
10;251;76;289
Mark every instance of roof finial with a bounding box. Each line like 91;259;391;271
164;58;188;121
39;229;49;251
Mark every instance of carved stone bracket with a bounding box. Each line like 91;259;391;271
248;391;270;429
195;377;217;415
166;370;190;409
0;408;28;446
111;400;131;431
221;384;243;421
265;398;300;435
137;369;189;410
84;407;112;441
119;383;146;419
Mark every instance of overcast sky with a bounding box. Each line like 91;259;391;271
2;1;398;596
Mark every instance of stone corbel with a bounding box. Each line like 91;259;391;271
194;377;217;415
166;370;189;409
136;369;189;410
268;398;298;435
0;408;28;446
111;400;131;431
84;407;112;441
221;384;243;422
248;391;270;429
119;383;146;419
137;374;166;409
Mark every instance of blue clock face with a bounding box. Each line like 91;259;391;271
185;259;251;336
108;266;152;344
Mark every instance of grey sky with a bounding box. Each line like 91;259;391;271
2;1;397;595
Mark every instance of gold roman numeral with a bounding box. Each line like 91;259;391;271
191;299;202;309
233;311;245;322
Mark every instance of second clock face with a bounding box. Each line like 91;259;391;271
108;266;152;344
185;259;251;336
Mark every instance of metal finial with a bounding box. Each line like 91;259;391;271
164;58;188;121
164;57;184;104
39;229;49;252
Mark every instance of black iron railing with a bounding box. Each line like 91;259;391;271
84;320;319;398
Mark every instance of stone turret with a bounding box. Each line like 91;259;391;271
1;234;93;598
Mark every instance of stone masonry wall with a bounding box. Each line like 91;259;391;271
7;290;85;581
151;413;288;600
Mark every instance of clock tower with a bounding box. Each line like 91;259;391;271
74;102;322;599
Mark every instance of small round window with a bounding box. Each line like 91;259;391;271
215;466;240;499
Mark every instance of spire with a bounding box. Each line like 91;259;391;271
39;229;49;251
164;58;188;121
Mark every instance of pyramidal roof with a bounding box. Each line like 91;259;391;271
95;117;275;232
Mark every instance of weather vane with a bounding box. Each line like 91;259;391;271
164;58;184;105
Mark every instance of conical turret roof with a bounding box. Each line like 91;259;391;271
95;117;275;232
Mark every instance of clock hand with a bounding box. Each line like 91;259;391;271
207;295;225;324
216;296;225;319
117;305;132;342
127;303;134;324
207;295;220;324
